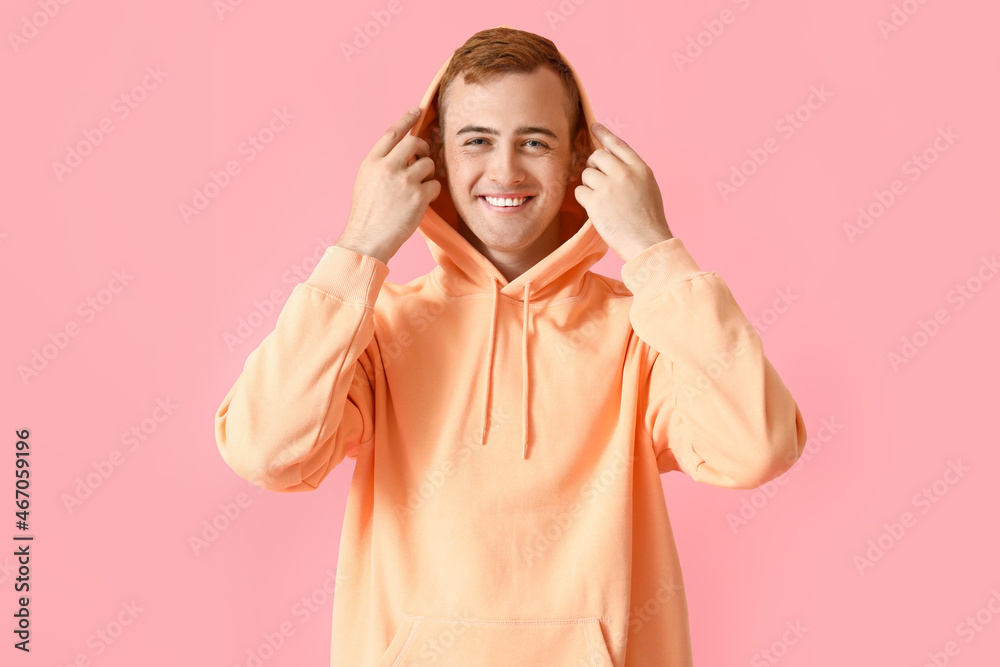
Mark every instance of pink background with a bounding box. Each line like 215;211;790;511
4;0;999;665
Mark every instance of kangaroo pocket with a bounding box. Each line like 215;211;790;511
376;614;615;667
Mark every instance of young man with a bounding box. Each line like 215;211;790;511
215;25;807;667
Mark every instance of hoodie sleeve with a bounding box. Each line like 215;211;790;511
621;237;807;490
214;244;389;492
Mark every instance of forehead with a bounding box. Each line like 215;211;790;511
441;67;572;132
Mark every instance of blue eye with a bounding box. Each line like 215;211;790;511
463;138;549;148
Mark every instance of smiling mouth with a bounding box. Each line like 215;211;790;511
480;195;534;211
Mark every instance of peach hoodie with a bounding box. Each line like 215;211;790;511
215;33;808;667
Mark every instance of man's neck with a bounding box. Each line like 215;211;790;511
460;216;562;283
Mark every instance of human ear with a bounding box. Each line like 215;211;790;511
430;124;447;178
570;126;590;181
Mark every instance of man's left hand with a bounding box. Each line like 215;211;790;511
574;122;674;263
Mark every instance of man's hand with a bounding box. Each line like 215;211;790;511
336;107;442;264
574;122;673;263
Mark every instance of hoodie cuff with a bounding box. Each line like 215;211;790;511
304;244;390;306
621;237;708;312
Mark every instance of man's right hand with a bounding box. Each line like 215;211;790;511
336;107;441;264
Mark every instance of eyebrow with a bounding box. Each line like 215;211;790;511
455;124;559;140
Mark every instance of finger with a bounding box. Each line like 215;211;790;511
579;165;607;190
585;146;624;176
370;107;423;159
394;134;431;166
590;122;640;167
421;177;442;203
396;136;431;168
408;154;437;179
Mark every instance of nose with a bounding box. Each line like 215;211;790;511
485;143;526;186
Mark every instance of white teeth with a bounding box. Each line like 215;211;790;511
484;196;528;207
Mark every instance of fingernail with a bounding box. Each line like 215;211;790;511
408;105;421;115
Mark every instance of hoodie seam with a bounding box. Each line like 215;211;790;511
431;284;594;307
300;282;378;310
629;271;718;319
294;284;382;466
299;307;370;488
588;271;638;298
639;345;689;474
638;343;657;447
429;268;620;306
400;614;615;624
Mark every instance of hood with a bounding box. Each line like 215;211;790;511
408;26;609;461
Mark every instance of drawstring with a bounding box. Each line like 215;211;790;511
521;281;532;460
480;276;499;447
478;276;533;461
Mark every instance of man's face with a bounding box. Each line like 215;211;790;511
430;67;587;262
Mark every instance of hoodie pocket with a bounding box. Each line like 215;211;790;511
376;614;615;667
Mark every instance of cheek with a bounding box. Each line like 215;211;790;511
445;154;478;181
541;154;574;186
541;171;571;194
